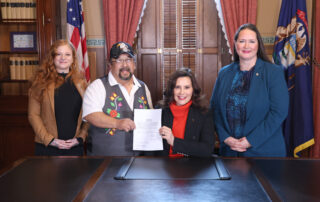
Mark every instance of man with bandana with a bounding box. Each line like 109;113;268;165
83;42;153;156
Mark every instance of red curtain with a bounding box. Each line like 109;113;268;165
220;0;257;55
311;0;320;158
102;0;145;57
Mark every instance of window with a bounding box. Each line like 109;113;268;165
161;0;197;92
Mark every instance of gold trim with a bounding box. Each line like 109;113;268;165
293;138;315;157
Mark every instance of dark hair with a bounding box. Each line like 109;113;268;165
233;23;271;63
158;68;208;111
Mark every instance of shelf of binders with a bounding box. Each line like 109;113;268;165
0;0;37;23
0;55;39;81
8;55;39;80
0;55;39;95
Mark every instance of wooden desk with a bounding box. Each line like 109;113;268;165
0;157;319;202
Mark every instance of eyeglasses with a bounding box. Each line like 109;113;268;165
111;58;134;64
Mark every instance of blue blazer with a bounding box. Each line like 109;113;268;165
210;59;289;157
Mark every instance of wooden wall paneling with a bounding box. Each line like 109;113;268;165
37;0;61;62
140;0;158;48
202;54;218;100
88;50;97;81
201;0;218;47
0;24;37;52
0;24;10;51
137;0;161;103
1;125;34;168
88;48;107;81
140;54;158;104
91;48;106;79
0;54;9;79
198;0;219;101
0;96;34;169
0;123;3;168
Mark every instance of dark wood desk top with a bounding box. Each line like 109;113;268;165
0;157;320;202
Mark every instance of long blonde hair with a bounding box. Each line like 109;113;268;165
29;39;84;100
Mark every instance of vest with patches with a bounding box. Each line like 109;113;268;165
87;76;150;156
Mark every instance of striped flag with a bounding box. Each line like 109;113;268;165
67;0;90;81
273;0;314;157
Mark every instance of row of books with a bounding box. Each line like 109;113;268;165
0;0;36;21
9;56;39;80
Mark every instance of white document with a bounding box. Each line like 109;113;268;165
133;109;163;151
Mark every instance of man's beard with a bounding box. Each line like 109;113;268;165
119;67;133;80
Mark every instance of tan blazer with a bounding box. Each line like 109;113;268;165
28;78;89;146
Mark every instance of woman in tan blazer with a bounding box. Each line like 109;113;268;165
28;39;89;156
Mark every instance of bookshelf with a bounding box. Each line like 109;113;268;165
0;0;37;22
0;0;60;96
0;1;38;95
0;0;60;169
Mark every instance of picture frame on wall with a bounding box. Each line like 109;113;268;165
10;32;37;52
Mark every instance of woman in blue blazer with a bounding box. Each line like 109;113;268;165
210;24;289;157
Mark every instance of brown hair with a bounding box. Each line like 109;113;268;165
158;68;208;111
29;39;85;100
233;23;271;63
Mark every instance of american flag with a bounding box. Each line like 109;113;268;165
67;0;90;81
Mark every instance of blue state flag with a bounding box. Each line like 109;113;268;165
273;0;314;157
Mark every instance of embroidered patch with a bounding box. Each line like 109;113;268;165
138;96;148;109
105;92;123;135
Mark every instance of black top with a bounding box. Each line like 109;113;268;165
54;74;82;141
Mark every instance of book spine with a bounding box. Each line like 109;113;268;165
25;0;30;19
33;56;39;76
10;0;16;20
16;0;21;19
6;0;11;19
25;57;31;79
31;0;36;19
20;57;26;80
1;0;8;20
20;0;26;19
15;57;21;80
9;56;16;80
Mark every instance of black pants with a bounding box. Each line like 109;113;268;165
35;143;84;156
